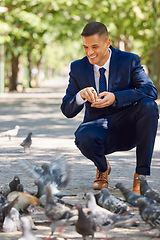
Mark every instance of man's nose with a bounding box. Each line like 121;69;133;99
88;48;94;55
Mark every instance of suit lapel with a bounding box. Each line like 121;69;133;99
108;46;119;92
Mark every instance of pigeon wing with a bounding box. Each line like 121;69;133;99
17;159;43;181
49;153;70;188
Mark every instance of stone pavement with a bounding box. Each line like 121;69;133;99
0;77;160;239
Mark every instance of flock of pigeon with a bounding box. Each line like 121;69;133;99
0;126;160;239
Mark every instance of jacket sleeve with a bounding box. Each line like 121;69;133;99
113;54;158;108
61;63;84;118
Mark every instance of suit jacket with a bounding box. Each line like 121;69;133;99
61;45;158;123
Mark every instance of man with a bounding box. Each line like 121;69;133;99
61;22;159;194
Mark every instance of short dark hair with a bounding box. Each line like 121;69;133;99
81;22;108;37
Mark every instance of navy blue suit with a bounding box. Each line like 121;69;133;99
61;46;159;175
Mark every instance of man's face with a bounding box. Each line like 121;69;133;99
82;33;111;66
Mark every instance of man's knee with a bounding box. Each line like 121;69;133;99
137;98;159;117
75;125;94;148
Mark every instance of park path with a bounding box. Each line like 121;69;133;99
0;77;159;239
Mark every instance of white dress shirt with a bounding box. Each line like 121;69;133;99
76;49;112;105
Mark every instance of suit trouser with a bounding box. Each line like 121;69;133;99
75;98;159;175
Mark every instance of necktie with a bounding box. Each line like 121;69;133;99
99;67;107;93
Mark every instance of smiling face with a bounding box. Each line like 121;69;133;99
82;33;111;66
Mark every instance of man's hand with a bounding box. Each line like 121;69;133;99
91;92;116;108
80;87;98;103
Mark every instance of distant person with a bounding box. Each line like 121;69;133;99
61;21;159;194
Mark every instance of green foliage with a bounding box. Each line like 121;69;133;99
1;0;160;86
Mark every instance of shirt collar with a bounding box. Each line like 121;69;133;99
94;48;112;72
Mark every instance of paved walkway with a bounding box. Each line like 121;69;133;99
0;78;160;239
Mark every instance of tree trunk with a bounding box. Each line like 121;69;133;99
36;54;43;88
10;53;20;91
27;51;32;88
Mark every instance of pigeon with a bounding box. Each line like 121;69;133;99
0;125;20;140
96;188;131;215
85;192;138;235
20;132;32;153
0;175;21;197
17;153;72;197
0;196;19;224
136;198;160;237
138;175;160;203
2;207;21;232
34;180;74;208
44;186;78;238
9;176;21;192
18;216;42;240
7;191;40;213
34;180;44;199
115;182;156;207
75;203;96;240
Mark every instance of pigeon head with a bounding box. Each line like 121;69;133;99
15;126;20;130
75;203;82;211
84;192;93;200
13;176;20;182
101;188;110;196
44;186;55;204
16;183;24;192
84;192;97;208
137;175;146;182
136;198;148;207
41;163;50;172
115;183;123;189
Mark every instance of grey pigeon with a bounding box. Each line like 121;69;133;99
0;125;20;140
34;180;44;199
94;191;103;206
20;132;32;153
115;182;156;207
75;203;96;240
44;186;78;238
138;175;160;203
34;180;74;208
17;153;73;197
85;192;138;236
18;216;42;240
96;188;131;215
137;198;160;237
2;207;21;232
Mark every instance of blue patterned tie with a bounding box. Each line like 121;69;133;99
99;67;107;93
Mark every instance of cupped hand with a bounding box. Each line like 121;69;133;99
91;92;116;108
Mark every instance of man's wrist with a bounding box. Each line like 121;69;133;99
76;91;87;105
112;97;118;107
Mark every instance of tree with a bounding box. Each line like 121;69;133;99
1;0;159;92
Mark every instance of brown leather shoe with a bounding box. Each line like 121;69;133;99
132;173;146;194
93;158;111;190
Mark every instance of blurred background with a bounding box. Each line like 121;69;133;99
0;0;159;95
